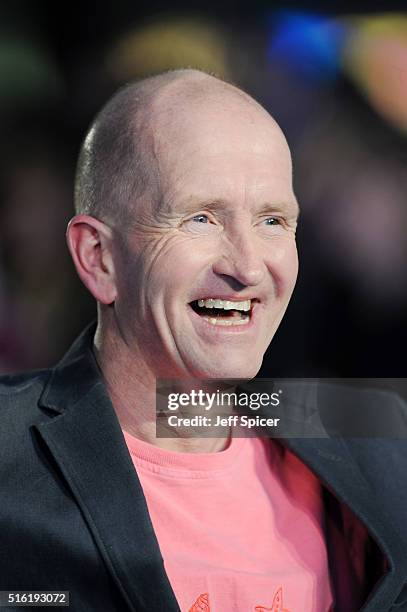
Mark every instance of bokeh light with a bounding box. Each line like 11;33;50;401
106;17;231;82
343;14;407;132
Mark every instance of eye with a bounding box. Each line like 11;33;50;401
181;212;220;235
256;215;286;237
263;217;281;226
191;214;210;223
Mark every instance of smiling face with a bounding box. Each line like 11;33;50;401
111;85;299;379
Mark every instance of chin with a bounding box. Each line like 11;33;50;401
192;357;263;381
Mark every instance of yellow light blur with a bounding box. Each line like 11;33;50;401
106;17;230;82
342;14;407;132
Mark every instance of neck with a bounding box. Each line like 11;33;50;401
93;319;230;454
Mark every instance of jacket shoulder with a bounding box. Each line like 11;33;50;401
0;368;52;407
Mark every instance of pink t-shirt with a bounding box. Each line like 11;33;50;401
123;431;334;612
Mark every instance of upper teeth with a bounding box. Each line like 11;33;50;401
197;298;251;311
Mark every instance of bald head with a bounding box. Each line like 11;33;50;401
74;69;287;227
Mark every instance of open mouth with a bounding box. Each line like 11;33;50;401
190;298;257;326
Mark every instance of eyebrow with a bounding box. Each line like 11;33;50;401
174;197;300;219
171;197;226;214
254;200;300;219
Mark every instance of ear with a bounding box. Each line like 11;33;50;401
66;215;117;305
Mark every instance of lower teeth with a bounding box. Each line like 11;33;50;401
203;315;249;326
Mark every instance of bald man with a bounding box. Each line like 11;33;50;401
1;70;406;612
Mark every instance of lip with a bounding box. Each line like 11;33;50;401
189;295;259;303
187;299;262;336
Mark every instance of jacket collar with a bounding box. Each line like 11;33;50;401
36;324;407;611
39;322;103;415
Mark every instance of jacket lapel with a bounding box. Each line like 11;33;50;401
35;325;181;612
283;435;407;611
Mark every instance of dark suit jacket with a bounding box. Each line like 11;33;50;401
1;324;407;611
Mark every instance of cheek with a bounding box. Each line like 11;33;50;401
265;237;298;295
143;235;215;304
112;237;154;327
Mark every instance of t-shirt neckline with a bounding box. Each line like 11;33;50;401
123;429;248;478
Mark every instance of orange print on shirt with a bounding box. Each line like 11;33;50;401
255;586;291;612
188;587;290;612
189;592;210;612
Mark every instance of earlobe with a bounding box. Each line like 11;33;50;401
66;215;117;304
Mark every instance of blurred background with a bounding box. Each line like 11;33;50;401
0;0;406;376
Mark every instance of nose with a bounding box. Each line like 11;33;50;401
212;229;266;288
